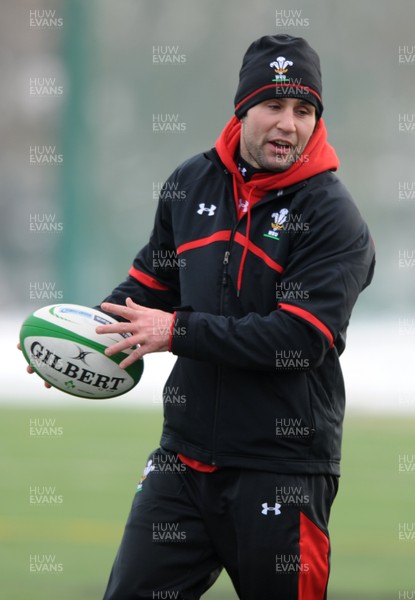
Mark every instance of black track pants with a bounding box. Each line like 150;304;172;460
102;448;339;600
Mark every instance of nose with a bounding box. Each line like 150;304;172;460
275;108;296;133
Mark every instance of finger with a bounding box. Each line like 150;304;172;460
17;342;21;350
104;336;141;357
125;297;140;309
100;301;143;321
96;322;133;335
119;347;145;369
26;365;52;388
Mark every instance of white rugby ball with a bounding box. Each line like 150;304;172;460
19;304;143;399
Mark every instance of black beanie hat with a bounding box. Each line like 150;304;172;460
234;34;323;118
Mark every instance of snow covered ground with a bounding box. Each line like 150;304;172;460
3;316;414;413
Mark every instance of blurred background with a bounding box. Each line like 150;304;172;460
1;0;415;598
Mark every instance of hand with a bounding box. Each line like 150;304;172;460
96;297;174;369
17;342;52;388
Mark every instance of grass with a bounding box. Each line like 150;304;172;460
1;407;414;599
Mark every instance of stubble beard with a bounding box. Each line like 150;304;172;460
247;143;301;173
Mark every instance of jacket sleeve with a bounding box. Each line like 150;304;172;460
170;180;375;370
99;181;181;315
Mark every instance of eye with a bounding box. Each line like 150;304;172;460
296;104;314;117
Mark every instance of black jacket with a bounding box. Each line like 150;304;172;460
103;148;375;475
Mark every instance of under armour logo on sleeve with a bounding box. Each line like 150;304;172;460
261;502;282;516
197;203;217;216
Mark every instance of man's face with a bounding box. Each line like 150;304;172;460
239;98;317;173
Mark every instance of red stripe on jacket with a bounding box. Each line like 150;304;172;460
177;230;284;275
176;230;232;255
234;232;284;274
129;266;170;291
278;303;334;347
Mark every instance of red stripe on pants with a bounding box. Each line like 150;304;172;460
299;512;330;600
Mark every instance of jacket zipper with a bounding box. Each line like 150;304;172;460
211;248;232;464
211;167;238;465
222;250;230;286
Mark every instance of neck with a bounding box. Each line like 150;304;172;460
235;147;267;182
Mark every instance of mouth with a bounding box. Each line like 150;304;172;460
268;140;293;155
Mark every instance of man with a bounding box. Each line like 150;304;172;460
30;35;375;598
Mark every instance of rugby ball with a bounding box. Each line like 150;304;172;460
19;304;144;399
